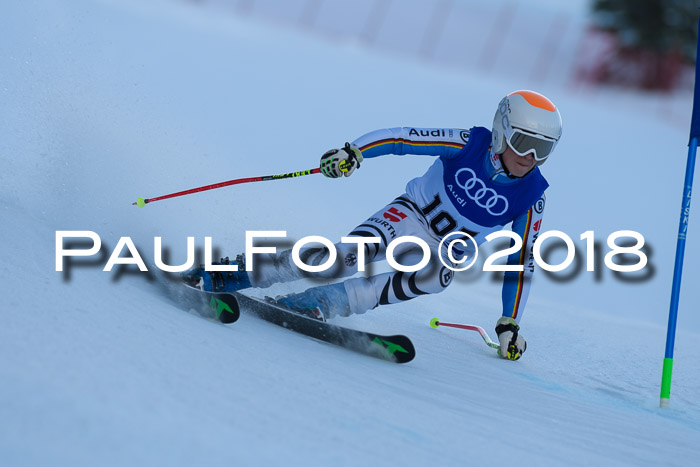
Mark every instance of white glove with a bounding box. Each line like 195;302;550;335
495;317;527;361
320;143;363;178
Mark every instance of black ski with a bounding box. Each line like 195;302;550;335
176;285;241;324
232;292;415;363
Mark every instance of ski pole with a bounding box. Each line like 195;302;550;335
133;167;321;207
430;318;500;349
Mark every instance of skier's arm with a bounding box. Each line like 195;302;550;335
500;194;546;324
320;127;468;178
351;127;467;159
494;196;545;361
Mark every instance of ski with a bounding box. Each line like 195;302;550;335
232;292;415;363
176;285;415;363
176;285;241;324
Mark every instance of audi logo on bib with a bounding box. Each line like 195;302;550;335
455;168;509;216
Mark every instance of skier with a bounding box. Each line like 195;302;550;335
185;90;562;361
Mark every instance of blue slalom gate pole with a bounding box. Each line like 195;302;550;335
660;19;700;408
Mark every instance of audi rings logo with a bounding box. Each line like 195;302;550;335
454;168;509;216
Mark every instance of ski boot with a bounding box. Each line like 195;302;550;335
267;296;326;322
273;282;351;322
182;255;252;292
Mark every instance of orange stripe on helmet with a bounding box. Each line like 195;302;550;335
508;90;556;112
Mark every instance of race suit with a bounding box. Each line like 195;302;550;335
251;126;548;323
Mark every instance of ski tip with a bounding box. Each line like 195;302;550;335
136;197;147;208
207;294;240;324
429;317;440;329
218;308;240;324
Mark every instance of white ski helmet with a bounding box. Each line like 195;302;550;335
492;90;562;165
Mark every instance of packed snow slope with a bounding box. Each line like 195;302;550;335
1;0;699;465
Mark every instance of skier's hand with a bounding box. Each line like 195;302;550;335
495;317;527;361
320;143;363;178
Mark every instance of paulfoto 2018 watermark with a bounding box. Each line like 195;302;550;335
55;230;648;274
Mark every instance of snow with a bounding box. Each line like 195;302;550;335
1;0;699;465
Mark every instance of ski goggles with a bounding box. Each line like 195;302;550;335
505;127;557;162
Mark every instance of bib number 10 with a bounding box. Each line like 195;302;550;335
481;230;647;273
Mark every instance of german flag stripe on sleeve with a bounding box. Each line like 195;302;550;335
359;138;465;153
511;208;532;319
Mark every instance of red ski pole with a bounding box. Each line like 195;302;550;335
430;318;500;349
133;168;321;207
